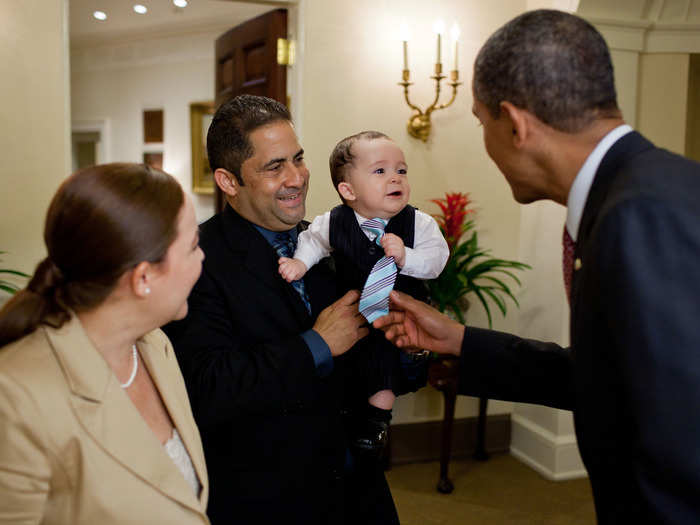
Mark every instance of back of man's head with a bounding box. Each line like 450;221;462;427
207;95;291;185
474;9;620;133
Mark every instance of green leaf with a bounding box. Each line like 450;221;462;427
472;287;493;328
0;283;19;294
0;269;30;278
482;287;507;316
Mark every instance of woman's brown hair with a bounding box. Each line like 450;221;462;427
0;163;184;348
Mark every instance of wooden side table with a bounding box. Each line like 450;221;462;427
428;355;489;493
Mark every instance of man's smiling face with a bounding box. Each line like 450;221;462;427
234;120;309;231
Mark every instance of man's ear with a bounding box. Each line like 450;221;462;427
500;101;528;149
214;168;239;197
337;182;356;202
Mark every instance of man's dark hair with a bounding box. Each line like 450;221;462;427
206;95;291;185
329;130;390;191
474;9;620;133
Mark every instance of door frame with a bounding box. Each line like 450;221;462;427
71;118;111;166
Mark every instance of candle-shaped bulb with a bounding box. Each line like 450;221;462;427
399;23;410;71
433;19;445;65
450;23;460;71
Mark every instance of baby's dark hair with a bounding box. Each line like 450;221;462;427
329;131;391;196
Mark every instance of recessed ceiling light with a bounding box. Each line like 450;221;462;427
93;11;107;21
133;5;147;14
173;0;188;7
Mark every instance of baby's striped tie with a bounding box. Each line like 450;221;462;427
359;218;397;323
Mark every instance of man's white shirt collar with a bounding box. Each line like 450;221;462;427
566;124;633;242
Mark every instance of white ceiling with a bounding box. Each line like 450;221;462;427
69;0;278;46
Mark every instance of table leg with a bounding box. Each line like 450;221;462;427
473;396;490;461
437;385;457;493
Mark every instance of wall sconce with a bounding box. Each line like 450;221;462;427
399;21;461;142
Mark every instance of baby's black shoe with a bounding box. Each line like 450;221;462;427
351;406;392;459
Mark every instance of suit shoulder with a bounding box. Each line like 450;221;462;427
0;328;67;428
198;212;225;246
607;147;700;208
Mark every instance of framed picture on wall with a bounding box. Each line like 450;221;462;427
190;101;215;194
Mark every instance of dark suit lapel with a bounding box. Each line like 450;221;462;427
572;131;655;303
220;206;310;324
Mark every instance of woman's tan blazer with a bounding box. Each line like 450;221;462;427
0;315;209;524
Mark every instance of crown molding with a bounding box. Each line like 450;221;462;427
584;15;700;53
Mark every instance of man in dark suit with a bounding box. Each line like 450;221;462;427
374;9;700;524
164;96;399;524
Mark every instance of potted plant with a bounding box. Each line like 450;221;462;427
0;251;29;295
428;192;530;327
426;192;530;475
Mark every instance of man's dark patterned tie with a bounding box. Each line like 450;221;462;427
273;232;311;314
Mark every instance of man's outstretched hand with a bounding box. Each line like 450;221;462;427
314;290;368;356
372;290;465;356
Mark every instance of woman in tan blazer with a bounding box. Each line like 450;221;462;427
0;163;209;524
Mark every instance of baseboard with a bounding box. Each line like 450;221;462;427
510;414;588;481
388;414;511;466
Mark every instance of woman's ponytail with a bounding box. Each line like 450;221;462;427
0;257;70;347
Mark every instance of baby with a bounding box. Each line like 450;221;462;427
279;131;449;454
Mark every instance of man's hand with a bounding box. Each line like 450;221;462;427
381;233;406;268
314;290;369;356
373;290;464;355
278;257;308;282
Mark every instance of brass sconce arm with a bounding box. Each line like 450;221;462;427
436;70;461;111
399;70;422;113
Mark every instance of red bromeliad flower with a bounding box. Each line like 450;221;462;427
430;192;474;252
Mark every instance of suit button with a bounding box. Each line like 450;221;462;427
368;246;376;255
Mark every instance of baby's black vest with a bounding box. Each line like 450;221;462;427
328;204;428;302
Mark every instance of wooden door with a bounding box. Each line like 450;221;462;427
214;8;288;212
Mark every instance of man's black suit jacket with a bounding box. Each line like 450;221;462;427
458;132;700;523
164;206;395;525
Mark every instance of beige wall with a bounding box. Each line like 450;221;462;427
297;0;532;423
610;49;640;127
637;53;690;154
0;0;70;289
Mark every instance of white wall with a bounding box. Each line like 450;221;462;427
71;31;223;222
0;0;70;293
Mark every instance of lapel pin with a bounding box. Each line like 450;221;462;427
574;258;582;271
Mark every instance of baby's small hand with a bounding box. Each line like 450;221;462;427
278;257;308;282
381;233;406;268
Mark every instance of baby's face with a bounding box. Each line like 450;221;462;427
342;138;410;220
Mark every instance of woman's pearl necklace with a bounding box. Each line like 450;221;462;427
120;344;139;389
